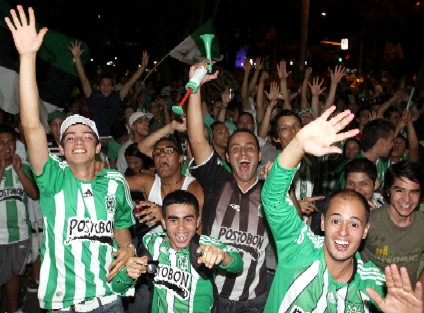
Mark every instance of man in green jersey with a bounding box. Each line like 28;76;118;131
261;106;423;313
126;190;243;312
5;6;135;312
0;127;39;313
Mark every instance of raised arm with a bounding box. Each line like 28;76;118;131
396;110;419;163
278;106;358;169
137;119;186;157
241;58;252;110
376;90;402;117
308;77;326;116
324;65;346;111
258;81;279;139
217;88;233;123
120;51;149;99
187;63;219;165
69;40;92;97
276;60;292;109
247;57;263;98
255;71;269;123
300;67;312;109
5;6;48;175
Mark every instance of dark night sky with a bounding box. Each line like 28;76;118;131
5;0;424;78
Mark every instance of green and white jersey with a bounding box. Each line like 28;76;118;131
0;163;32;244
143;232;242;313
33;155;134;310
262;162;386;313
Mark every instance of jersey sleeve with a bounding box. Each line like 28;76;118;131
113;172;135;228
261;159;305;256
31;155;63;196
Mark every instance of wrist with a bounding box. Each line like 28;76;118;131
126;243;137;256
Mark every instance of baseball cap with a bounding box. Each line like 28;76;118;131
128;112;153;127
60;114;99;141
47;111;67;124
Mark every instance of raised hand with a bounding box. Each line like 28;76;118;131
69;40;84;59
259;71;269;83
189;61;219;86
308;77;327;96
141;51;149;68
255;57;263;71
330;65;346;84
5;5;47;56
221;88;233;104
11;154;22;171
367;264;423;313
296;106;359;156
264;81;282;103
277;60;292;80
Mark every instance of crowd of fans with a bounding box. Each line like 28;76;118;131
1;5;424;313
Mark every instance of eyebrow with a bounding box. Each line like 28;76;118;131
167;215;195;219
329;212;362;221
393;185;421;192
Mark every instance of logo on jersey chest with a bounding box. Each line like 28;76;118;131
105;195;116;213
65;217;114;245
154;264;191;300
290;306;304;313
177;255;189;271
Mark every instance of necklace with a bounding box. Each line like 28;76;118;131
161;176;184;187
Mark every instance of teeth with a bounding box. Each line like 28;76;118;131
73;149;86;153
335;240;349;245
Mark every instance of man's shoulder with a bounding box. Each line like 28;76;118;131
356;257;386;285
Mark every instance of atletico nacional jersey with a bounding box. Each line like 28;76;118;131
261;162;386;313
33;155;134;309
143;232;242;313
0;163;32;244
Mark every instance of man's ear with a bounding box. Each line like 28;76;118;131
96;143;102;154
161;218;167;231
320;213;325;232
258;151;262;164
58;144;65;156
196;216;201;229
225;152;229;163
362;223;370;239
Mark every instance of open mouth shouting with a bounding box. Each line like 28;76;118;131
334;239;349;252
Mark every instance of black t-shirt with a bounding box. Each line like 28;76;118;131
88;91;122;136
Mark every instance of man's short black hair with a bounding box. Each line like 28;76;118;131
344;158;378;183
0;126;16;139
382;160;424;202
162;190;199;218
210;121;226;133
361;119;395;152
326;189;371;224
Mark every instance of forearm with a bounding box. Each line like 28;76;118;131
248;70;260;95
163;105;171;125
300;77;309;109
258;105;273;139
138;123;175;156
217;106;227;122
407;123;419;162
19;54;48;175
74;57;92;97
120;67;144;99
280;79;291;108
114;228;133;249
256;83;265;123
16;170;38;199
311;95;319;116
324;83;337;110
278;137;304;169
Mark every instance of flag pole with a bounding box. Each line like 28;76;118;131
142;53;170;82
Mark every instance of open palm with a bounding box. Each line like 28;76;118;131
5;6;47;55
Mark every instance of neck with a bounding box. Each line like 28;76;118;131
390;155;401;163
69;162;96;181
387;205;414;227
362;150;378;163
213;144;226;161
133;134;147;142
324;249;355;284
235;177;257;193
161;174;184;188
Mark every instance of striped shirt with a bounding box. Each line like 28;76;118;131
0;163;32;244
262;163;386;313
191;151;269;301
33;155;134;310
144;232;242;313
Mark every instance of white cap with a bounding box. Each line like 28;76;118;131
128;112;153;126
60;115;99;141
